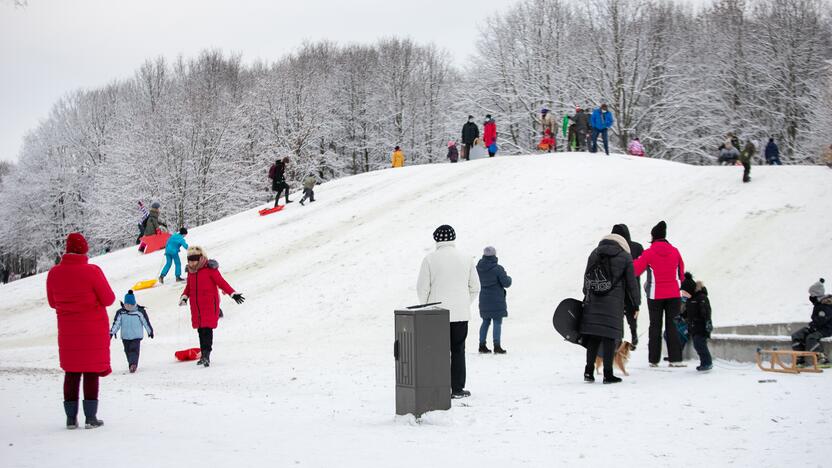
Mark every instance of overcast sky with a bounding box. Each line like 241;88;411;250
0;0;511;162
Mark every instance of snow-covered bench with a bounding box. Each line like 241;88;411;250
682;322;832;363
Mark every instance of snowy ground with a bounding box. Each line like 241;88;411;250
1;153;830;467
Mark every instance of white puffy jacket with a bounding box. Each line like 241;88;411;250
416;242;480;322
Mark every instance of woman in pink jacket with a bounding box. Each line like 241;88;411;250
633;221;686;367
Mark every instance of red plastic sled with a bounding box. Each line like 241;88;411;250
174;348;201;361
140;232;171;254
259;205;285;216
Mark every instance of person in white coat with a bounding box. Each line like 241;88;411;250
417;225;481;399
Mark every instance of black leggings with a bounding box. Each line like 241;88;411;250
585;335;615;375
64;372;99;401
198;328;214;353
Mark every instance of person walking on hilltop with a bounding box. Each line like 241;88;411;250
269;157;292;207
476;246;512;354
461;116;480;161
633;221;686;367
590;103;614;155
740;140;755;183
764;138;782;165
483;115;498;157
417;225;480;399
179;246;245;367
391;146;405;168
46;232;116;429
581;232;640;384
570;106;591;152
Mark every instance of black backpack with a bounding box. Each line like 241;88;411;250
584;253;622;296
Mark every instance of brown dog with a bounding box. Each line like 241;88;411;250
595;341;631;376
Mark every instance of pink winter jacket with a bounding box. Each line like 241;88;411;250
633;240;685;300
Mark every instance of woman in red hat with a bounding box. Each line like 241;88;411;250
46;232;115;429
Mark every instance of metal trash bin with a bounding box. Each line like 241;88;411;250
394;305;451;417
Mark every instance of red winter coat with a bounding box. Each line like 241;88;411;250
182;260;235;329
483;121;497;147
633;240;685;300
46;254;116;375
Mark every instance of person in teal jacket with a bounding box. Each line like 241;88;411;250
110;290;154;373
160;228;188;283
590;103;615;155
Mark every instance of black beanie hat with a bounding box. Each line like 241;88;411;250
651;221;667;241
681;272;696;296
179;227;188;235
433;225;456;242
611;224;631;242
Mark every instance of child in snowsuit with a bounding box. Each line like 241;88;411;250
179;246;245;367
682;281;713;371
809;278;825;305
136;201;150;245
110;290;154;373
538;128;556;152
740;141;755;183
160;228;188;284
447;141;459;163
627;137;645;156
792;295;832;366
300;174;317;206
392;146;405;168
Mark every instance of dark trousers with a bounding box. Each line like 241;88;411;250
64;372;99;401
301;188;315;203
273;182;290;206
450;321;468;392
648;298;683;364
122;339;141;366
198;328;214;353
591;128;609;155
576;128;588;151
624;306;638;344
742;161;751;182
462;143;472;160
691;334;712;367
585;335;615;375
792;326;828;354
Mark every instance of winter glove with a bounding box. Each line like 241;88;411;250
149;333;154;339
231;293;245;305
179;295;188;306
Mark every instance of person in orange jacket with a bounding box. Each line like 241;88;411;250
392;146;405;168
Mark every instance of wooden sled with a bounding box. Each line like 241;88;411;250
756;349;823;374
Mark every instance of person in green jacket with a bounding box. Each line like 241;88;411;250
740;141;755;183
300;174;317;206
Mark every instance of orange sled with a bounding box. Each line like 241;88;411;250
175;348;201;361
140;232;171;254
259;205;285;216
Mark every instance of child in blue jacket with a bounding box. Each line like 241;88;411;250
160;227;188;284
110;290;154;373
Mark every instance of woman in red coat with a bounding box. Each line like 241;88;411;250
483;115;497;157
179;246;244;367
632;221;686;367
46;232;115;429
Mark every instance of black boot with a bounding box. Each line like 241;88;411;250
82;400;104;429
202;350;211;367
196;351;206;366
493;344;507;354
478;343;491;354
584;365;595;382
64;401;78;429
603;372;622;384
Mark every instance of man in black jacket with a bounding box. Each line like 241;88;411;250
792;295;832;366
269;157;292;207
461;115;479;161
612;224;644;349
570;107;591;151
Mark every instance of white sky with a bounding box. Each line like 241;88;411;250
0;0;510;162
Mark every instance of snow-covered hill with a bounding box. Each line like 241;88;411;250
1;154;830;467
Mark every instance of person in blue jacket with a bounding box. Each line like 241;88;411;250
590;103;615;155
476;246;512;354
764;138;782;165
160;227;188;284
110;290;154;373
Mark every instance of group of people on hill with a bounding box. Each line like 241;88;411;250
47;230;245;429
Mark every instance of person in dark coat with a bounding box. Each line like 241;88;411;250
569;106;591;151
792;295;832;366
764;138;782;165
476;246;512;354
461;116;480;161
611;224;644;349
739;141;755;183
447;141;459;163
269;157;292;207
682;281;713;371
581;233;641;384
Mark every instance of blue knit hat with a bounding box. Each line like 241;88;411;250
124;290;136;305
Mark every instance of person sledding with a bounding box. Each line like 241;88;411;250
110;290;154;373
627;137;645;157
159;227;188;284
538;128;556;152
178;246;245;367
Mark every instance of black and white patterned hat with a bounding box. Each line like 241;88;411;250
433;225;456;242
